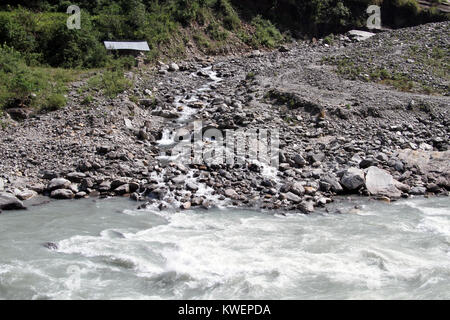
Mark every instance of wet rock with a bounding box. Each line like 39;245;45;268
50;189;75;200
298;201;314;214
15;189;37;201
394;180;411;193
115;184;130;195
320;174;343;193
47;178;71;192
171;176;186;185
365;166;401;199
0;192;26;210
186;183;199;192
75;191;87;199
340;168;365;191
224;188;239;199
410;186;427;195
181;202;191;210
43;242;58;250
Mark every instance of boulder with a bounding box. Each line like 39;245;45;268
0;178;4;191
15;189;37;201
50;189;74;200
365;166;401;198
284;192;302;204
340;167;365;191
224;188;239;199
0;193;26;210
410;187;427;195
320;174;344;193
47;178;71;192
290;183;305;196
115;184;130;195
66;172;86;183
298;201;314;214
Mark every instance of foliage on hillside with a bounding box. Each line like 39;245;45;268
0;0;447;113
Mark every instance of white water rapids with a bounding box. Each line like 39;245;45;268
0;197;449;300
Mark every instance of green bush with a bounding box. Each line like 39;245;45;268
250;15;284;48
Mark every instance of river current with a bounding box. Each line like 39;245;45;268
0;197;449;300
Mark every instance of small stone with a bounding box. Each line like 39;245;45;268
186;183;199;192
169;63;179;71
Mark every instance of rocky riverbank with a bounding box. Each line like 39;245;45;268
1;22;449;214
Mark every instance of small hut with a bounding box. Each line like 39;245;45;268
104;41;150;56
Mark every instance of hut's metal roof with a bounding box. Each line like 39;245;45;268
104;41;150;51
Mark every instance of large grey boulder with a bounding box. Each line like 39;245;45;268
0;178;4;191
340;168;365;191
47;178;71;192
0;193;26;210
365;166;401;198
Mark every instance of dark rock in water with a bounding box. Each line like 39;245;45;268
43;242;58;250
341;168;365;191
115;184;130;195
137;201;153;210
50;189;75;200
47;178;71;192
0;192;26;210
